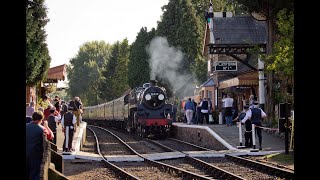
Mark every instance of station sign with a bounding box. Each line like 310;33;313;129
214;61;237;71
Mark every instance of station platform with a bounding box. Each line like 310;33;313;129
172;122;286;154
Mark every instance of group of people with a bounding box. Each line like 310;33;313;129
26;95;83;180
182;93;267;150
184;97;213;125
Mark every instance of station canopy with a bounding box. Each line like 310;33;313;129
219;71;258;89
44;64;66;83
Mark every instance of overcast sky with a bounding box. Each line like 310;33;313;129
45;0;169;68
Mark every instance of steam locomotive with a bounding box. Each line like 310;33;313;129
82;80;173;138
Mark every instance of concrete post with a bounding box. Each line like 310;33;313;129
219;112;223;124
237;122;245;149
250;124;259;152
258;58;265;110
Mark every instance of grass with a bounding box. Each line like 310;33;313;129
265;151;294;165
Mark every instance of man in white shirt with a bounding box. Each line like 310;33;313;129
222;93;234;126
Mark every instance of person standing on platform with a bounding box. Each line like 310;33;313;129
234;104;252;148
184;98;195;125
26;101;35;123
53;96;61;113
222;93;234;126
199;97;210;124
44;104;53;120
195;102;201;125
61;105;77;152
70;96;83;126
47;108;61;145
26;111;53;180
192;99;197;124
241;101;267;150
60;100;68;118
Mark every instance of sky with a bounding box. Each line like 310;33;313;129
45;0;169;68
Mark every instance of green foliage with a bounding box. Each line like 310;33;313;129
235;0;293;17
67;41;111;105
262;9;294;105
99;39;131;101
156;0;204;83
128;27;155;88
265;152;294;165
191;0;248;19
264;9;293;77
111;39;131;98
190;55;208;84
26;0;51;86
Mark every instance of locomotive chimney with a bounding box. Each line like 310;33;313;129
149;80;158;86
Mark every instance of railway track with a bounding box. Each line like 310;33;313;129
87;125;214;179
87;125;294;179
147;137;294;179
87;126;140;180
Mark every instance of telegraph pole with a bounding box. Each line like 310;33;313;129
208;1;215;44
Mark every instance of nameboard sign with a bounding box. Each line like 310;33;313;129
214;61;237;71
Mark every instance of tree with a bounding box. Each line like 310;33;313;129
128;27;155;88
156;0;203;84
234;0;294;121
264;9;294;104
190;55;207;84
67;41;111;105
26;0;51;86
99;39;131;101
111;39;131;98
191;0;248;18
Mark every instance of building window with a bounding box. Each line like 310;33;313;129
208;91;212;100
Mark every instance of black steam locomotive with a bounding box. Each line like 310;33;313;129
82;80;173;138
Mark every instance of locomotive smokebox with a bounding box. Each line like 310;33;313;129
149;80;158;86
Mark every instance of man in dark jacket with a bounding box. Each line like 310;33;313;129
26;111;52;180
199;98;210;124
241;101;267;150
61;105;77;152
47;108;61;145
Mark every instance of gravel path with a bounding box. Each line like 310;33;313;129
113;161;182;180
63;160;118;180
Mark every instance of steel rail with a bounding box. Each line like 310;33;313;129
146;138;244;179
88;125;214;180
225;154;294;179
87;127;140;180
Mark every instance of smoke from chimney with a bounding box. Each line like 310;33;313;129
146;36;196;97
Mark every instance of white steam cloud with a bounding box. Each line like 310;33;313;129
146;36;196;97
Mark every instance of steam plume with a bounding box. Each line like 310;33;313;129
146;36;196;97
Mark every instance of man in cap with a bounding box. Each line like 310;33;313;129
61;105;77;152
241;101;267;150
